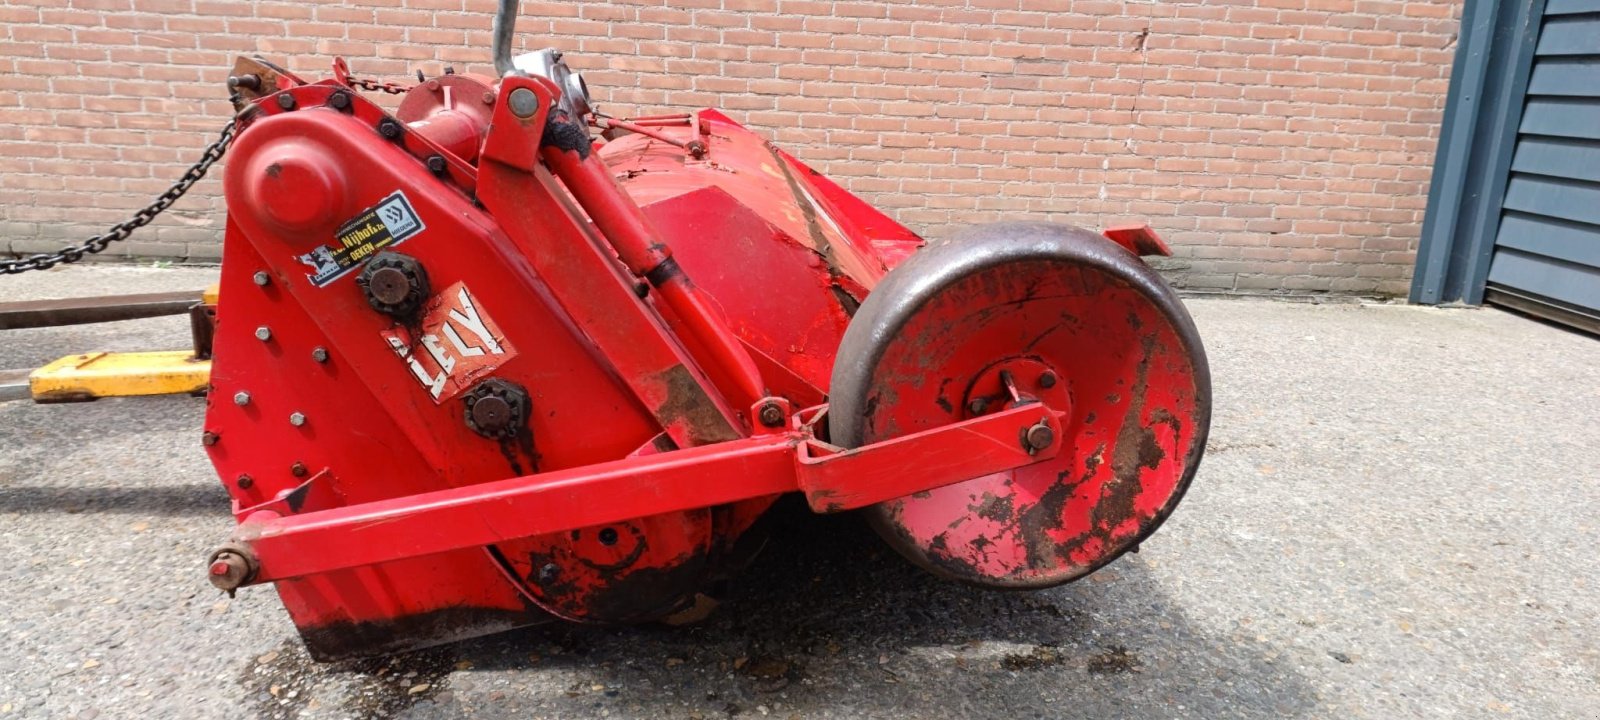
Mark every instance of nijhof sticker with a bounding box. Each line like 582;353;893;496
298;191;425;287
382;282;517;403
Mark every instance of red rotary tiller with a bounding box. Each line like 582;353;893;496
202;2;1210;659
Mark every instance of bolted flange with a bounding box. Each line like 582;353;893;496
356;251;430;320
462;378;531;440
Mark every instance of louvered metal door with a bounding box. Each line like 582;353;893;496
1485;0;1600;331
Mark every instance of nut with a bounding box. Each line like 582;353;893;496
311;347;330;363
356;252;430;319
462;378;530;440
233;391;251;406
758;402;785;428
254;325;272;342
288;411;306;427
252;271;270;286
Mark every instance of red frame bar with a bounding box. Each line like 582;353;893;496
233;403;1063;585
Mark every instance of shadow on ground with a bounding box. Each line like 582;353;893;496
243;498;1316;719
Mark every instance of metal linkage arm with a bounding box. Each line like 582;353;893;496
223;403;1064;587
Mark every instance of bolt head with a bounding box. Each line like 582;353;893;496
758;402;785;428
1024;422;1055;452
327;91;350;110
378;118;403;139
967;398;988;416
233;391;251;406
1038;371;1057;389
275;93;296;111
470;396;512;430
201;431;219;446
508;87;540;118
426;154;447;174
254;325;272;341
236;474;253;490
311;347;330;363
252;270;270;286
288;412;306;427
290;461;308;478
366;266;412;305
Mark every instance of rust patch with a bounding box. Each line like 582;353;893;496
651;364;740;446
971;492;1015;524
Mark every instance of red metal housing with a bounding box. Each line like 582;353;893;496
204;56;1209;659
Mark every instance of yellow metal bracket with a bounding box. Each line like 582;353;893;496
29;351;211;403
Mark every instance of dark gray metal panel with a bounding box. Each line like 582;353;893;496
1501;175;1600;225
1527;58;1600;96
1520;97;1600;139
1545;0;1600;14
1510;137;1600;181
1535;15;1600;55
1490;0;1600;325
1487;248;1600;309
1412;0;1551;305
1496;212;1600;267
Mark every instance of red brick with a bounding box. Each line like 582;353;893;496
0;0;1459;296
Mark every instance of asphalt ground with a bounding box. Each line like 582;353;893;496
0;264;1596;719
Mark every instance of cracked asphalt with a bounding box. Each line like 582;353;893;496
0;264;1596;719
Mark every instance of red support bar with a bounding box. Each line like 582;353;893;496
231;403;1061;585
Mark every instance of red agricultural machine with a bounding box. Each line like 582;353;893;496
196;2;1211;659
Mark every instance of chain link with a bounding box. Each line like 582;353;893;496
347;75;413;95
3;72;416;275
2;121;237;275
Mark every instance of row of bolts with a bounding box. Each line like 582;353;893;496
208;269;320;489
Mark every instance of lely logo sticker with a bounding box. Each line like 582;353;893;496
299;191;426;287
382;282;516;403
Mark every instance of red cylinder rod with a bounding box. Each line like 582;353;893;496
406;108;485;163
539;141;766;417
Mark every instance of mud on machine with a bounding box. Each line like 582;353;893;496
200;0;1211;659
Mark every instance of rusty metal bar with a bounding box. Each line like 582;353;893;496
0;291;204;330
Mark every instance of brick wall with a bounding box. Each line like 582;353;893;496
0;0;1461;295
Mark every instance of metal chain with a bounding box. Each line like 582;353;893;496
346;75;413;95
3;71;416;275
2;121;237;275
